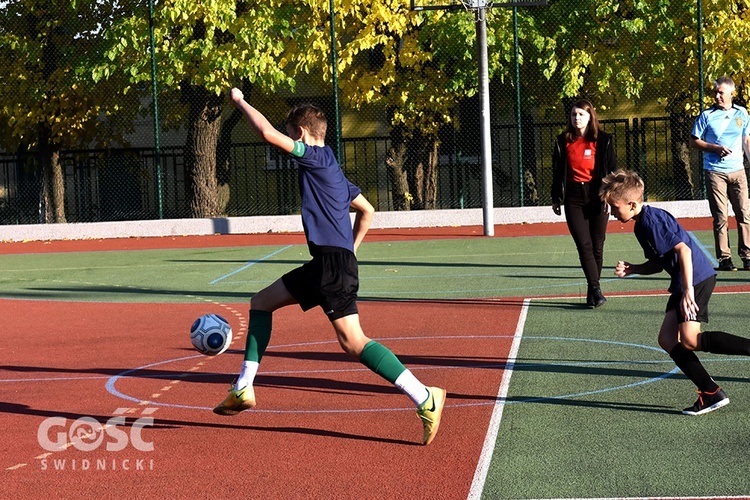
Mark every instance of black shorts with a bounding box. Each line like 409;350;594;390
281;246;359;321
665;275;715;324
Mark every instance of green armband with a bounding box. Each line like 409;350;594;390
290;141;305;157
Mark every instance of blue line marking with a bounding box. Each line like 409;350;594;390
688;230;718;267
209;245;293;285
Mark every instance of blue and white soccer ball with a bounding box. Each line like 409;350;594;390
190;314;232;356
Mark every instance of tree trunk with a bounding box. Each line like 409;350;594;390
216;107;242;215
404;132;440;210
669;110;694;200
386;126;441;210
386;127;411;210
37;32;65;223
38;129;66;223
522;113;539;206
406;145;425;210
422;139;439;210
184;84;224;218
216;82;252;215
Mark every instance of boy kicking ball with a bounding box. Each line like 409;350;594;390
600;169;750;415
214;88;446;445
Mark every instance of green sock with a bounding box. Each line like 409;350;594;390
359;340;407;384
244;310;272;362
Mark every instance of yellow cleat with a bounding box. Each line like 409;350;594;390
213;385;256;416
417;387;446;445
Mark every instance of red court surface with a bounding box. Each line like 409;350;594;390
2;296;524;498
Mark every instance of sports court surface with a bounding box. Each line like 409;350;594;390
3;218;750;499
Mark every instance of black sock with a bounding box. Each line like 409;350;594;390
669;344;719;392
700;331;750;356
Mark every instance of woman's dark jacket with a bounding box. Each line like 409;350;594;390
550;130;617;205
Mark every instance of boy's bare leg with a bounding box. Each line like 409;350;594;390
333;314;446;445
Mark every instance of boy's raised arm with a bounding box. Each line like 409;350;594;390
229;88;294;154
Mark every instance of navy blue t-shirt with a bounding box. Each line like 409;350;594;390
290;142;361;253
634;205;716;293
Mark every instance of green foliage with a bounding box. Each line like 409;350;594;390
517;0;750;115
292;1;517;138
701;0;750;103
0;0;138;151
94;0;305;130
6;0;750;173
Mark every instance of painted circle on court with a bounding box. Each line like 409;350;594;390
105;335;682;413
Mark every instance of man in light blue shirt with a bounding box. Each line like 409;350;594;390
691;76;750;271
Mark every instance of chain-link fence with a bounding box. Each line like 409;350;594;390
1;1;747;225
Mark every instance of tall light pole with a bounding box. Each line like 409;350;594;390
329;0;342;161
513;6;523;207
148;0;163;218
477;7;494;236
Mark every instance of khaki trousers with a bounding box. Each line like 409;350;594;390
705;169;750;261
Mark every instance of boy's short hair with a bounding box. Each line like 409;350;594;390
600;169;645;204
286;104;327;141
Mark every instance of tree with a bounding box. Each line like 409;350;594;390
0;0;139;223
517;0;750;200
296;1;516;210
581;0;704;199
97;0;306;218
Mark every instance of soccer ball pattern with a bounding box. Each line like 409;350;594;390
190;314;232;356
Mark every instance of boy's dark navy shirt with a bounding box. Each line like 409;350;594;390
634;205;716;293
290;142;361;254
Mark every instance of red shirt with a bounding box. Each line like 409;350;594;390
566;137;596;182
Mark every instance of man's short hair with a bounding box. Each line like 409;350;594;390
714;76;735;91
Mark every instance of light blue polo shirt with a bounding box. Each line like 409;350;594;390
691;104;750;173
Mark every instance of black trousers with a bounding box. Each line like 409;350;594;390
564;182;609;288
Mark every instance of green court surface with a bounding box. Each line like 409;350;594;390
483;295;750;498
3;229;750;498
5;231;749;304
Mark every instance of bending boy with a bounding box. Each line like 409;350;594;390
600;169;750;415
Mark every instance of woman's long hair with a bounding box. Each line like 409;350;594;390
565;99;600;143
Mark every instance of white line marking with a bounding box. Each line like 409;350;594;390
467;297;529;500
466;290;750;499
209;245;293;284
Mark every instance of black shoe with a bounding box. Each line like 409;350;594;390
586;286;606;309
743;259;750;271
717;258;737;271
682;388;729;415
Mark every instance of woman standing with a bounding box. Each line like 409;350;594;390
551;99;617;308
